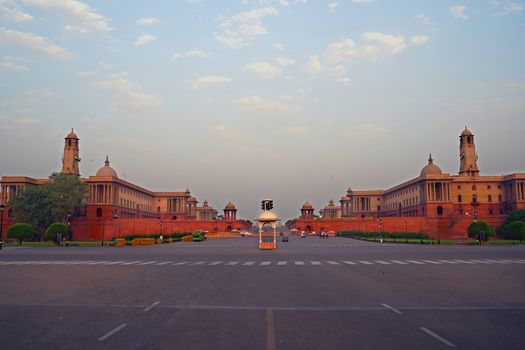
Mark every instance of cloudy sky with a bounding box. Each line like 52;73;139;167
1;0;524;220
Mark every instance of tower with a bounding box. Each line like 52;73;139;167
459;127;479;177
61;129;81;175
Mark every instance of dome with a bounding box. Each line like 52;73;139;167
302;201;313;209
420;154;442;177
66;128;78;139
189;196;197;202
203;200;209;207
225;201;236;210
96;156;118;178
341;196;350;201
258;210;278;222
461;127;473;137
327;199;336;207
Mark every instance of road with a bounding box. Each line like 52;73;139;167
1;236;525;350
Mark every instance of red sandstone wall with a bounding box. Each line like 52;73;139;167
294;216;508;240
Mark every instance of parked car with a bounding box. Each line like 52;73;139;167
282;235;289;242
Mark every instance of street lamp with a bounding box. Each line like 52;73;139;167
113;212;119;238
0;204;5;248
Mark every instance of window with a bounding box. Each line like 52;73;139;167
472;185;476;190
96;208;102;217
437;206;444;216
458;195;462;203
498;194;502;202
498;185;501;189
489;209;493;215
487;185;491;189
457;185;461;190
472;194;478;203
488;195;492;202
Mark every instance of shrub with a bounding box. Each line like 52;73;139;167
505;221;525;241
44;223;68;241
499;210;525;237
467;220;495;240
7;223;34;244
336;230;428;240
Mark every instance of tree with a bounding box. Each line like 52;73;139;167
45;223;68;241
499;210;525;237
7;223;34;244
467;220;494;241
505;221;525;241
9;173;87;240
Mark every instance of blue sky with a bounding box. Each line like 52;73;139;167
1;0;524;220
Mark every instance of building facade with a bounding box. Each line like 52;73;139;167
295;128;525;238
0;130;249;240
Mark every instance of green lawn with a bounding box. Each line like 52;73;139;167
362;237;454;245
3;241;112;247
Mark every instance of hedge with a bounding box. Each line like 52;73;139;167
44;223;68;241
336;230;428;240
7;223;34;244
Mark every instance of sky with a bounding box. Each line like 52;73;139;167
1;0;524;221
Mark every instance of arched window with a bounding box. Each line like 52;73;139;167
437;206;444;216
96;208;102;217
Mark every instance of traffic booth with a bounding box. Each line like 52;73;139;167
258;200;278;250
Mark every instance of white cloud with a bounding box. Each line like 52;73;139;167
495;1;523;16
120;92;162;111
410;35;429;46
191;75;232;90
243;61;282;78
136;17;160;25
326;65;347;77
171;49;211;61
449;4;469;20
346;123;389;137
338;77;351;85
92;73;141;92
276;56;295;66
0;60;30;71
134;34;156;45
0;0;33;22
352;0;375;3
413;13;431;25
362;32;406;54
233;95;298;113
214;7;279;48
0;28;73;59
281;126;311;135
279;88;311;101
23;0;111;33
305;55;323;75
15;117;39;125
328;2;338;12
273;42;285;51
77;71;96;77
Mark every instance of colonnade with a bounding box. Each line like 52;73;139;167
426;182;451;202
167;197;186;213
0;184;23;204
89;184;115;204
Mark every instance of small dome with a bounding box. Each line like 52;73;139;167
302;201;313;209
258;210;277;222
341;196;350;201
66;128;78;139
420;154;442;177
96;156;118;178
328;199;336;207
203;200;209;207
225;201;236;210
461;127;473;137
347;187;353;194
189;196;197;203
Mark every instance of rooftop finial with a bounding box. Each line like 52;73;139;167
105;155;110;166
428;153;433;164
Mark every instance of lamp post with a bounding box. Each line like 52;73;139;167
0;204;5;248
113;212;119;238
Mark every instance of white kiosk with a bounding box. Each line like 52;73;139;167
258;199;278;250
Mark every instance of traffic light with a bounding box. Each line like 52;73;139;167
261;201;265;210
269;201;273;210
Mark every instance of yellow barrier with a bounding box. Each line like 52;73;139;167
115;238;126;247
131;238;156;246
206;233;241;238
181;235;193;242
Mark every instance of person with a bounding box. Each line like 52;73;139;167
301;231;305;238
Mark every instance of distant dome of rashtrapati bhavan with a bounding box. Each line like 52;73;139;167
296;127;525;239
0;130;249;240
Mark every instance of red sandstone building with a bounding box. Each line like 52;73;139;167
0;130;249;240
295;128;525;238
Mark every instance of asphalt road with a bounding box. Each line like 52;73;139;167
1;236;524;350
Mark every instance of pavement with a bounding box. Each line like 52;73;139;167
1;236;524;350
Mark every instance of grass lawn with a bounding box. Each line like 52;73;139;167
3;241;113;247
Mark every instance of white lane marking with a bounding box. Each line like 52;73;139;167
390;260;408;265
419;327;456;347
243;261;255;266
358;261;373;265
144;301;160;312
311;261;322;265
454;260;475;264
438;260;458;264
209;261;223;266
470;260;492;264
98;323;128;341
375;260;391;265
486;260;509;264
406;260;425;265
422;260;442;264
173;261;189;266
105;261;126;265
277;261;288;266
327;261;340;265
381;303;402;315
294;261;305;265
189;261;206;265
342;261;357;265
121;261;142;265
260;261;271;266
503;259;525;264
226;261;239;266
156;261;174;266
139;261;157;265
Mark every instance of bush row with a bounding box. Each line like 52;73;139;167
336;230;429;240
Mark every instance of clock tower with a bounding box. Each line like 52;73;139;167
61;129;81;176
459;127;479;177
